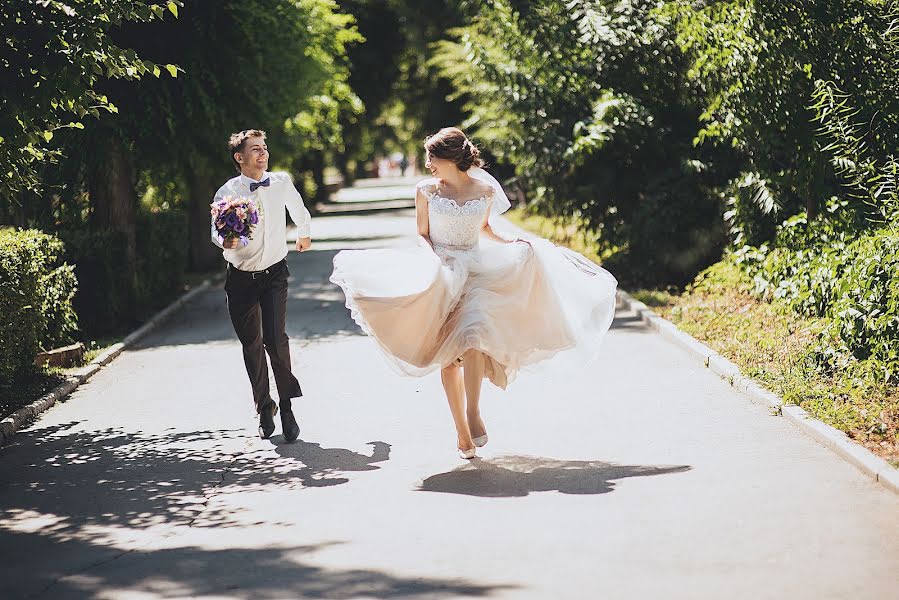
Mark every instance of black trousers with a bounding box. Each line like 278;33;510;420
225;259;302;413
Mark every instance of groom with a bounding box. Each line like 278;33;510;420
211;129;312;442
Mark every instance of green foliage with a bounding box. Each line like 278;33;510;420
0;0;180;205
134;209;188;315
435;0;739;286
737;224;899;383
812;79;899;228
58;229;131;336
665;0;899;383
335;0;466;177
650;256;898;458
666;0;899;242
74;0;358;171
0;229;78;382
58;207;188;335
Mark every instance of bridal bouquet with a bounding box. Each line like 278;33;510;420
211;195;259;247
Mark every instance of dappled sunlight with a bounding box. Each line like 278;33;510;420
0;423;392;538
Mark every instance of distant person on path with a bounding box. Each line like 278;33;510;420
211;129;312;442
331;127;617;459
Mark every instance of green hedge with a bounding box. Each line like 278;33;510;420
134;209;187;316
738;221;899;383
59;209;188;336
0;229;78;382
59;228;131;336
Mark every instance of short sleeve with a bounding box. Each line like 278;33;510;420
416;178;439;198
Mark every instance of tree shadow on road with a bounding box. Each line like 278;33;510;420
1;424;506;599
418;455;690;497
609;312;653;332
0;530;515;599
0;422;390;534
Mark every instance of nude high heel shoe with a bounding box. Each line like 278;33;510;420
458;447;476;459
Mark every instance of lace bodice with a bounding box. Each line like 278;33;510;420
420;181;492;249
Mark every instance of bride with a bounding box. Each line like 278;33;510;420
330;127;618;459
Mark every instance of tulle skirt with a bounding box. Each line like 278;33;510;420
329;239;617;389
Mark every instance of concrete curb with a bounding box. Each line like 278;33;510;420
616;289;898;496
0;280;215;447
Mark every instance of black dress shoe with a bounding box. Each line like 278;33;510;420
258;401;278;439
280;407;300;443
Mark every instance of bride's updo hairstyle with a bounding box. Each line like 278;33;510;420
424;127;484;172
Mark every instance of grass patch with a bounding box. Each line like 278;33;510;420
652;262;898;463
510;209;899;464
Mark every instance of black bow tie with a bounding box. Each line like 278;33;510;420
249;177;270;192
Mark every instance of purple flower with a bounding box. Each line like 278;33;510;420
250;212;259;225
234;221;245;233
224;212;239;227
239;235;249;247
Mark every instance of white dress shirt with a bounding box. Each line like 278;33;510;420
211;171;312;272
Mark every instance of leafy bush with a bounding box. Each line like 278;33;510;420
59;229;131;336
737;225;899;383
58;208;187;336
0;229;78;382
134;209;188;315
667;0;899;243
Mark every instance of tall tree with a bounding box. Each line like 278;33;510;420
0;0;178;221
74;0;359;269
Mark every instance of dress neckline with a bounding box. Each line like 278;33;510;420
430;193;488;209
427;184;491;210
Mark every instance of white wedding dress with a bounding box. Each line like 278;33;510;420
329;172;618;389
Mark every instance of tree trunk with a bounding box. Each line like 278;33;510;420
188;162;225;272
91;134;137;250
310;150;327;203
89;133;137;285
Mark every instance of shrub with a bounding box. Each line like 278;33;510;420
738;225;899;383
134;209;187;315
58;229;131;336
0;229;78;382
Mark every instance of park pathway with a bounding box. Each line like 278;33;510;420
1;179;897;599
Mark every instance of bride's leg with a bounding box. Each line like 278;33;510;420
462;349;487;439
441;363;473;451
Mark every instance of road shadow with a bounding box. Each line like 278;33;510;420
609;312;653;332
418;455;691;497
1;423;477;598
134;248;366;349
0;422;390;533
263;439;391;488
0;532;516;599
314;234;402;244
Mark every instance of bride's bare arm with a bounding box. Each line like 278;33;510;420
415;187;434;250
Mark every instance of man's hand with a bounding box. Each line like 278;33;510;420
295;237;312;252
223;237;239;250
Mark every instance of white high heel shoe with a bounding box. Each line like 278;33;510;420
458;447;476;459
472;434;488;448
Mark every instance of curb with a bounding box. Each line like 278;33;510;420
616;289;899;496
0;279;216;447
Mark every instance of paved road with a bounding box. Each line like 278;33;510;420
1;199;898;599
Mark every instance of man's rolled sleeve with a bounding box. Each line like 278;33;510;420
284;174;312;238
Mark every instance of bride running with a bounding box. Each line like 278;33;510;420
330;127;617;459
